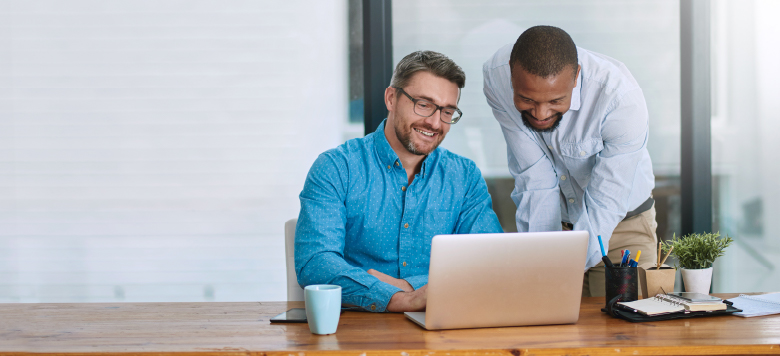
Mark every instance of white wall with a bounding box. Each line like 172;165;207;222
0;0;347;302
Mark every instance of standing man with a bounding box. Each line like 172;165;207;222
483;26;657;297
296;51;503;312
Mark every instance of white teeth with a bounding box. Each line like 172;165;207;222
414;128;434;137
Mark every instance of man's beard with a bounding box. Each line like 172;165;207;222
394;121;443;156
521;110;563;133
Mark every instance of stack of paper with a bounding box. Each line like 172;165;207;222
728;293;780;317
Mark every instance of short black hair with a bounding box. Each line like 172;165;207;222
509;26;578;79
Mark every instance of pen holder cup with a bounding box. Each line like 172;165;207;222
639;265;676;297
605;265;638;307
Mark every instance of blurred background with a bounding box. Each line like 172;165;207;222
0;0;777;302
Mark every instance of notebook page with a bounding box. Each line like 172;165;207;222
751;292;780;303
618;297;685;316
728;293;780;317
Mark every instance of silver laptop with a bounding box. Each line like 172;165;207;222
405;231;588;330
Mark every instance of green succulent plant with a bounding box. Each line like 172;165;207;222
661;232;733;270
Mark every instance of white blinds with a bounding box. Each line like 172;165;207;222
0;1;347;302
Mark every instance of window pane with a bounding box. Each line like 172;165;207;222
348;0;364;124
711;0;780;293
0;1;348;302
392;0;681;235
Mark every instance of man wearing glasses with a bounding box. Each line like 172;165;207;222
295;51;502;312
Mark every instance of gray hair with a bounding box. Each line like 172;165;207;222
389;50;465;91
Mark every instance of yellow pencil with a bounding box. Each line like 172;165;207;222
634;250;641;265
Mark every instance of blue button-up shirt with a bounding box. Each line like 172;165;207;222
295;120;503;312
483;45;655;270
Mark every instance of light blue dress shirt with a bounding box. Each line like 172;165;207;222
295;120;503;312
483;45;655;270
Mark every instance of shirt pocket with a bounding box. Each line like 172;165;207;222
559;139;604;187
422;210;456;255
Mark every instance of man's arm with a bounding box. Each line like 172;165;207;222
368;268;426;312
483;64;561;233
386;285;427;312
295;151;403;312
367;269;412;292
574;88;653;268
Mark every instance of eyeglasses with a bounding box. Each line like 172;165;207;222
394;87;462;124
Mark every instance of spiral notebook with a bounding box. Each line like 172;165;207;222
727;293;780;317
618;294;727;316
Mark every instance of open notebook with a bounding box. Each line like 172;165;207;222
727;293;780;317
618;294;727;316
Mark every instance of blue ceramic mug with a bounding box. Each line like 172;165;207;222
304;285;342;335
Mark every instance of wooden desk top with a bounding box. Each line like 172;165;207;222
2;294;780;356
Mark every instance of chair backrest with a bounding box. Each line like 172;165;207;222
284;218;304;301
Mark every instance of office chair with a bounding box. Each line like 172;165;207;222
284;218;304;301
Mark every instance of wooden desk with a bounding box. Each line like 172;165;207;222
2;294;780;356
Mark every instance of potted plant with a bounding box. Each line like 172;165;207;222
661;232;734;294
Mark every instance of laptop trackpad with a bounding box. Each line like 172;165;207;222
404;312;427;329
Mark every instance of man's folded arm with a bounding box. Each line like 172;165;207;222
295;152;402;312
402;274;428;290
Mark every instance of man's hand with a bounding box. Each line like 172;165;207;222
367;269;413;292
386;284;428;312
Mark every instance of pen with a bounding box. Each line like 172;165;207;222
633;250;641;266
597;235;606;257
621;250;630;267
597;235;614;267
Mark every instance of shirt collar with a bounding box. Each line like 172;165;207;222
569;64;582;111
374;119;438;178
374;119;399;168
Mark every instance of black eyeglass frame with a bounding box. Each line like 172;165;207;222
394;87;462;124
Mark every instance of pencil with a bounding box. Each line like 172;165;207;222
659;245;674;267
657;241;662;270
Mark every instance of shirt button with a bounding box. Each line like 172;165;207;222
580;151;586;156
395;161;399;166
387;165;391;169
371;304;376;311
402;261;407;267
401;186;406;191
404;223;409;228
561;175;567;181
569;198;575;203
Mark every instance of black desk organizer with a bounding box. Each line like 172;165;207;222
601;295;742;322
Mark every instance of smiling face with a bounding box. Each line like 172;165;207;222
385;71;459;156
510;64;579;132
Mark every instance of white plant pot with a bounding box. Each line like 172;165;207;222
680;267;713;294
